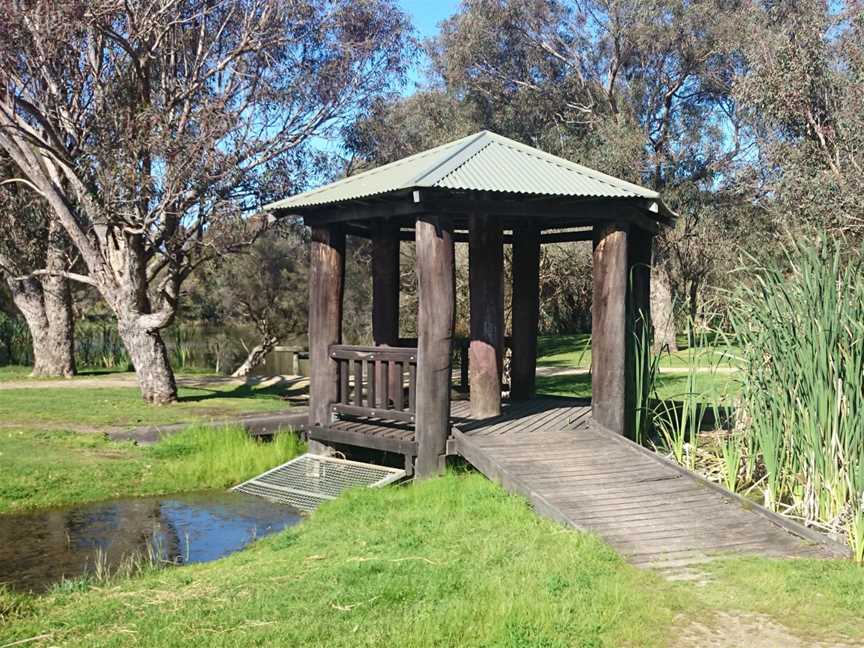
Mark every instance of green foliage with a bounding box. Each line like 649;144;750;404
0;311;32;366
149;424;304;491
728;240;864;557
0;424;303;514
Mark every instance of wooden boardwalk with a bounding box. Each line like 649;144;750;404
450;397;848;573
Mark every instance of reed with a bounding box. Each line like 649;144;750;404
728;239;864;558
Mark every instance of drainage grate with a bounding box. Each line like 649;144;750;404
231;454;405;512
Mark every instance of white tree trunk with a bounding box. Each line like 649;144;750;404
117;316;177;404
3;218;76;377
232;337;278;378
6;277;75;378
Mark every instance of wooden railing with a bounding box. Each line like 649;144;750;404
329;344;418;423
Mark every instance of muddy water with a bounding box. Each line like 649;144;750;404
0;492;301;592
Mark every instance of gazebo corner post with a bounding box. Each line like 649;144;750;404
308;223;346;453
468;212;504;418
591;223;629;435
371;220;401;405
591;222;654;438
510;223;541;401
414;214;455;478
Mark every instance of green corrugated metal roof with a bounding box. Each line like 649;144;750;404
265;131;672;219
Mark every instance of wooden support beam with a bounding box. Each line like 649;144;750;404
510;223;541;401
397;229;593;245
414;215;455;478
540;230;593;244
372;222;401;404
308;224;346;437
591;223;629;434
469;213;504;418
625;227;653;438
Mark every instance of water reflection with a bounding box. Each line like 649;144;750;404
0;492;301;592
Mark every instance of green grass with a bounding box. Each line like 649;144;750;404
2;473;863;647
0;381;297;429
0;424;304;514
537;371;740;404
0;473;687;647
700;557;864;638
536;334;741;370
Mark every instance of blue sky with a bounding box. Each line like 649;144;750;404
399;1;460;38
398;1;461;89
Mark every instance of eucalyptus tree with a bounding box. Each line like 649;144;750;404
0;165;76;377
426;0;749;350
0;0;412;403
734;0;864;238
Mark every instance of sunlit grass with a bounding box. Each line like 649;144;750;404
536;333;740;370
0;381;294;429
0;472;687;647
0;425;303;514
3;473;863;647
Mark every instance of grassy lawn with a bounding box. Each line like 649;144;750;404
0;381;298;430
537;334;741;370
0;424;303;514
1;358;860;647
0;365;219;381
537;371;741;404
2;473;863;647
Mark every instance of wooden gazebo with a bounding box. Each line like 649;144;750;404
265;131;673;478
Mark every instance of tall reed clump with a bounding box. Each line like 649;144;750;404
730;239;864;559
149;424;305;490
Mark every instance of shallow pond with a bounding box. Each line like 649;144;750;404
0;492;301;592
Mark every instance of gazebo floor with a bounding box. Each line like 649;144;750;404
308;395;848;573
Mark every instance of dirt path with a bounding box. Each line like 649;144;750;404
674;612;860;647
0;373;305;391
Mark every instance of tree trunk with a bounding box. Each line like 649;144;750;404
118;317;177;404
688;278;700;327
6;275;75;378
232;336;278;377
650;263;677;354
40;219;76;376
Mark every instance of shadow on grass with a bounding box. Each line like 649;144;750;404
536;373;593;399
177;376;309;405
536;371;737;405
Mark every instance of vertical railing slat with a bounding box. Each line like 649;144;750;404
339;359;349;404
392;361;404;411
381;361;390;409
353;359;363;406
409;360;417;414
366;358;375;410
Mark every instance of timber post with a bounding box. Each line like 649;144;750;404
510;223;541;401
625;227;653;437
591;223;629;434
468;213;504;418
414;215;455;478
308;224;346;451
371;221;401;405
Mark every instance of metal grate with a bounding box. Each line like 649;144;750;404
231;454;405;512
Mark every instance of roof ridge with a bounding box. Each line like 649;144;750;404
409;130;491;186
483;132;658;198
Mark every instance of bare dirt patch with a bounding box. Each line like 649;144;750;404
674;612;861;648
